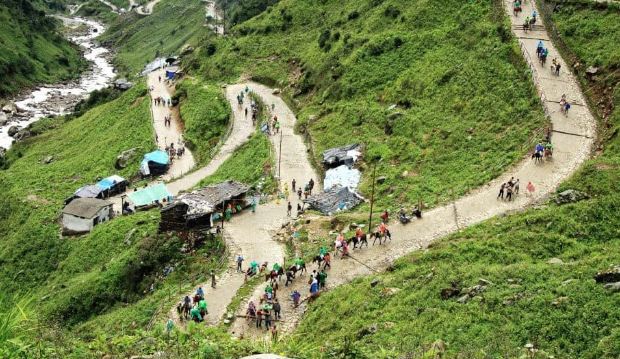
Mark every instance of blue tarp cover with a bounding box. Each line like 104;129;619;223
96;175;126;191
141;150;170;176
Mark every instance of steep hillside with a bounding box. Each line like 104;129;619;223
0;0;84;96
277;2;620;358
192;0;547;210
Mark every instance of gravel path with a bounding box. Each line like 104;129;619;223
225;0;597;340
147;70;196;181
167;82;319;327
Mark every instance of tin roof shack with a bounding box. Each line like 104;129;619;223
322;144;362;169
304;185;364;215
160;181;250;232
62;198;113;235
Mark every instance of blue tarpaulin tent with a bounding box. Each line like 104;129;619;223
140;150;170;176
96;175;126;191
128;183;173;208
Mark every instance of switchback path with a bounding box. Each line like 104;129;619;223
227;0;596;339
168;82;319;326
147;69;196;181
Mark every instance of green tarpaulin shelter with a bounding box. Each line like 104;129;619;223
128;183;172;207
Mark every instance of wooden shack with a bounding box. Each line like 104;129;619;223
159;180;250;232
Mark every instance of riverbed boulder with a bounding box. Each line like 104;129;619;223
604;282;620;292
0;147;6;160
0;111;7;126
14;129;31;141
2;102;16;114
115;147;140;169
7;126;20;137
555;189;589;204
114;78;133;91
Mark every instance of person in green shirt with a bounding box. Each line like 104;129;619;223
273;263;281;272
190;306;203;323
265;284;273;294
198;299;208;315
318;269;327;290
319;246;328;259
251;197;257;213
225;206;232;221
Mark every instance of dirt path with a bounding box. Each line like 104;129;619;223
147;70;196;181
135;0;161;15
226;0;596;340
167;82;319;326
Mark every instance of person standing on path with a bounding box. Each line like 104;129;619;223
291;290;301;307
251;197;257;213
236;254;244;272
318;269;327;290
287;202;292;216
498;183;506;200
514;179;520;195
526;181;536;197
292;179;296;192
211;270;216;288
273;299;281;320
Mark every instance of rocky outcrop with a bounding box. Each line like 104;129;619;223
0;111;8;126
115;147;140;169
2;102;17;114
555;189;589;205
7;126;20;137
594;265;620;284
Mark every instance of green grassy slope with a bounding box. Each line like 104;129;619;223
0;0;84;96
278;3;620;358
0;84;154;305
176;78;230;165
100;0;208;76
191;0;547;210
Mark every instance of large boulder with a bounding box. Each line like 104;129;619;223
594;265;620;283
115;147;140;169
0;111;8;126
2;102;16;114
14;129;31;141
555;189;589;205
7;126;20;137
604;282;620;293
114;78;133;91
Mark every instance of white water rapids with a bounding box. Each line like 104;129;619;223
0;16;115;149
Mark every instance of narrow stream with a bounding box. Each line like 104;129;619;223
0;16;115;149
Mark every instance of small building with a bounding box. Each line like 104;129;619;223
304;185;364;215
322;143;362;169
127;183;173;210
160;180;250;231
140;150;170;177
62;198;113;235
65;175;128;204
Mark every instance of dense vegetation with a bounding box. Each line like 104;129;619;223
0;0;84;96
279;2;620;358
216;0;278;27
176;79;231;165
190;0;547;210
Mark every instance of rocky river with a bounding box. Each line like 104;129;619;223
0;16;115;150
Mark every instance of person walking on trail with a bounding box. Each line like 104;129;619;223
506;185;513;202
297;187;303;200
310;277;320;298
526;181;536;197
196;287;204;300
251;197;257;213
190;306;203;323
287;202;292;216
245;107;248;118
318;269;327;290
285;270;295;286
380;210;389;223
198;298;208;315
498;183;506;200
255;308;263;328
291;290;301;307
210;270;216;288
320;252;330;270
225;204;233;221
263;304;272;329
158;75;161;83
236;254;244;272
275;120;280;134
284;184;290;199
292;179;296;192
514;179;520;195
309;178;315;194
273;299;281;320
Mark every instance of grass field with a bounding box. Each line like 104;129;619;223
176;78;231;165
